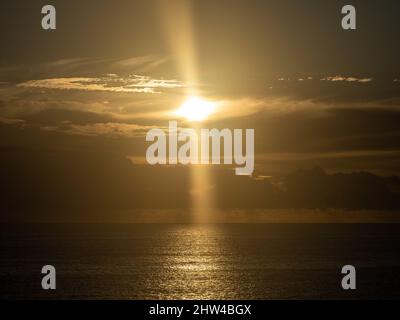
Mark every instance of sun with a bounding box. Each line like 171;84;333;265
175;96;216;122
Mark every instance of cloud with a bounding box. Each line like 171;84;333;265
113;55;169;71
0;55;173;83
257;150;400;162
41;122;163;138
0;117;25;125
17;74;184;94
275;75;373;84
320;75;373;83
214;96;339;119
46;57;110;69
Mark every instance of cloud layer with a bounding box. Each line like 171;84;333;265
18;74;184;94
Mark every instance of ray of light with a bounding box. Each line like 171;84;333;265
159;0;213;222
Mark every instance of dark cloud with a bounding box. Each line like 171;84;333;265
0;145;398;222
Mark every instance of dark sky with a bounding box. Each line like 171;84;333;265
0;0;399;221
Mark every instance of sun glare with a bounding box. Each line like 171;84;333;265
175;96;216;122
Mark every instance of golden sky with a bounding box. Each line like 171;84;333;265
0;0;400;221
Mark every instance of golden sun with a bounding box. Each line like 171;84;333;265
175;96;216;122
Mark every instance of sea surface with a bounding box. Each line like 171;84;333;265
1;223;400;299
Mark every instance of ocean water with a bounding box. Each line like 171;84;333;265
1;224;400;299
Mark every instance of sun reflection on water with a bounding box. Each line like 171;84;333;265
143;225;240;299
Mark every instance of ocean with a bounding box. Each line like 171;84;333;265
1;223;400;299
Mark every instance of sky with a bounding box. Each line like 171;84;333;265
0;0;400;222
